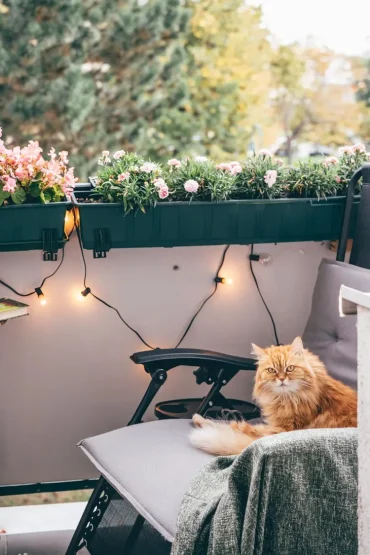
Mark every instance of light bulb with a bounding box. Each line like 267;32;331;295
35;287;47;305
258;253;272;266
225;278;233;285
215;277;233;285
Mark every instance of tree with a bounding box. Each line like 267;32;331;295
183;0;272;161
269;45;363;161
0;0;193;178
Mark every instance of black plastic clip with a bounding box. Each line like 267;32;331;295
42;229;58;261
93;228;111;259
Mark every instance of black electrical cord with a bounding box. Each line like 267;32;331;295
0;244;66;298
72;202;230;350
174;245;230;348
249;244;280;345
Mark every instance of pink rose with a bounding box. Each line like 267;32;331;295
323;156;338;167
118;172;130;181
158;185;169;199
153;177;166;189
335;176;341;183
140;162;157;173
167;158;181;168
184;179;200;193
263;170;277;188
2;176;17;193
258;149;272;157
113;150;125;159
352;144;366;154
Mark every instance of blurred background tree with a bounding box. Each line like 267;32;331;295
0;0;368;177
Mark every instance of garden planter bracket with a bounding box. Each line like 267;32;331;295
93;228;112;258
42;229;59;261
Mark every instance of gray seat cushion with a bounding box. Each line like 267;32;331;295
303;258;370;390
79;419;212;542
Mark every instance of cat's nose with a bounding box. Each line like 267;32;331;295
278;376;285;382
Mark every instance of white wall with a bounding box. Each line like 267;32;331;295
0;237;332;484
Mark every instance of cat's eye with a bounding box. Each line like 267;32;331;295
267;368;276;374
286;365;295;373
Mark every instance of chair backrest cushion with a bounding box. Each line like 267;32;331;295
303;258;370;390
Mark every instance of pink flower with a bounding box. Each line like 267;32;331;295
335;176;341;183
184;179;200;193
102;150;110;157
353;144;366;154
15;165;28;180
229;163;242;175
323;156;338;166
48;147;56;160
158;185;169;199
118;172;130;181
258;149;272;157
140;162;157;173
113;150;125;159
59;151;69;164
194;156;208;162
167;158;181;168
264;170;277;188
339;146;354;155
153;177;166;189
216;163;232;172
275;158;284;166
2;176;17;193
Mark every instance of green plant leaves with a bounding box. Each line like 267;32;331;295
10;187;26;204
0;189;10;206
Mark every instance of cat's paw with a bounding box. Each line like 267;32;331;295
192;413;208;428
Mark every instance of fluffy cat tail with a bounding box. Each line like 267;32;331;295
189;421;255;456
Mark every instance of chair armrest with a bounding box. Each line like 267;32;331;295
130;348;256;372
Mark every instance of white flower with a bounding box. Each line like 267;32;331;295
101;150;110;157
153;177;167;189
140;162;157;173
184;179;200;193
264;169;277;188
167;158;182;168
194;156;208;162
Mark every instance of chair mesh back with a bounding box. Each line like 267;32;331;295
87;491;171;555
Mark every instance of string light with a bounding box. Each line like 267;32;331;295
35;287;47;306
249;252;272;266
80;287;91;298
64;210;75;236
214;277;233;285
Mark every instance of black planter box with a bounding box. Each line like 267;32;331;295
72;188;359;257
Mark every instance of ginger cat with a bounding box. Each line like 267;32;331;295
190;337;357;456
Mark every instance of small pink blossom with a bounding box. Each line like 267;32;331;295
113;150;125;159
339;146;354;155
335;176;341;183
59;151;69;164
264;169;277;188
323;156;338;167
184;179;200;193
158;185;169;199
153;177;166;189
275;158;284;166
140;162;157;173
353;144;366;154
216;163;232;172
194;156;208;162
48;147;56;160
102;150;110;157
258;149;271;157
2;176;17;193
15;166;28;180
229;163;242;175
118;172;130;181
167;158;181;168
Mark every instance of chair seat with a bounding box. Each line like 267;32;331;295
78;419;213;542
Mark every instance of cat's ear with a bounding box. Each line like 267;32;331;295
291;336;304;356
251;343;267;360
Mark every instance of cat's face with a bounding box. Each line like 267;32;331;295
252;337;315;397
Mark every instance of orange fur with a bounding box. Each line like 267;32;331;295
190;337;357;455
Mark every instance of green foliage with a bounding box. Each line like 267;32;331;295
165;158;234;201
336;147;370;192
283;160;339;199
232;154;284;199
